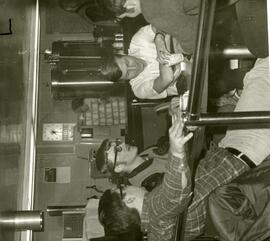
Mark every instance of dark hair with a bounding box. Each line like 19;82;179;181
96;139;112;174
101;55;123;82
71;97;84;112
98;189;142;240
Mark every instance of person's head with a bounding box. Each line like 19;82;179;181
101;54;146;82
98;186;146;238
96;139;138;174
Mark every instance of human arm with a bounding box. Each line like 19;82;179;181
145;111;193;240
152;62;183;94
153;31;183;93
128;25;168;98
153;65;175;94
129;25;181;97
152;36;176;94
152;26;170;65
152;26;186;66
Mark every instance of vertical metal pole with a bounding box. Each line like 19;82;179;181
186;0;216;120
174;1;216;240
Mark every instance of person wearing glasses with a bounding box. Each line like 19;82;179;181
95;136;169;192
97;57;270;241
98;109;193;240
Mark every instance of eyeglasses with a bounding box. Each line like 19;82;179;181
112;139;123;170
110;139;124;198
106;139;123;169
106;139;124;198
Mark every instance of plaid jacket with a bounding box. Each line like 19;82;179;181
141;146;250;241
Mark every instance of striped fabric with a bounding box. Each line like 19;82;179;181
141;146;250;241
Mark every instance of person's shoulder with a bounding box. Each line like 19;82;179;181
131;24;155;43
136;24;154;35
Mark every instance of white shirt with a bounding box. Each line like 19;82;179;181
128;25;178;99
219;57;270;165
82;199;104;240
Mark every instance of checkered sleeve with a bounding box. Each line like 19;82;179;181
146;153;192;241
184;148;250;239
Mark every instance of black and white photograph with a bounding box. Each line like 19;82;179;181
0;0;269;241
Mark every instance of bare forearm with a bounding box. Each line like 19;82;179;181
153;64;174;93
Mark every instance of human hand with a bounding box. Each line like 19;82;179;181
157;49;171;65
169;110;193;158
117;0;141;18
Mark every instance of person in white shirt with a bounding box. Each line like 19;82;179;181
101;25;190;99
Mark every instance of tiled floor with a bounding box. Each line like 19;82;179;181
0;0;36;240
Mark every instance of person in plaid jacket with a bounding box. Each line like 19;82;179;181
97;57;270;241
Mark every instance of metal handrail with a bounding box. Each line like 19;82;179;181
186;0;216;119
210;46;255;59
176;0;269;240
175;1;217;241
185;111;270;126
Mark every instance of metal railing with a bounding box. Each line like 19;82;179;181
175;0;270;240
